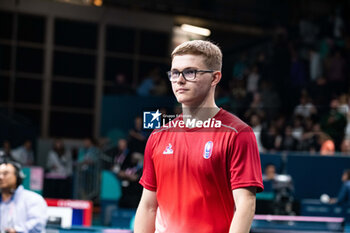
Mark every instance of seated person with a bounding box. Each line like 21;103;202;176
262;163;276;192
11;140;34;166
0;161;47;232
45;139;73;199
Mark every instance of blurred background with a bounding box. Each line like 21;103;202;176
0;0;350;232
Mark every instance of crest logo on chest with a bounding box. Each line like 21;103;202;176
203;141;213;159
163;143;173;155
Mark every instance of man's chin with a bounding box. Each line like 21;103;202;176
176;96;190;104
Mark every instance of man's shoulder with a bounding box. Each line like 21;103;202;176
20;188;46;202
150;116;182;136
218;109;251;133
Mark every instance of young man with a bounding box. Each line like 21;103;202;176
0;161;47;233
135;40;264;233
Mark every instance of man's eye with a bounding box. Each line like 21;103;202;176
172;71;180;76
184;70;195;75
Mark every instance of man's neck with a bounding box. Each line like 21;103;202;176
1;189;14;202
182;104;220;122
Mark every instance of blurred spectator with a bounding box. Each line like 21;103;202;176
263;163;276;182
345;110;350;140
152;75;168;96
332;9;345;39
46;139;72;177
250;113;264;152
275;115;287;135
77;138;100;199
112;73;134;94
327;50;346;95
261;124;282;152
330;169;350;205
280;125;298;151
260;81;280;119
309;76;330;110
337;94;349;116
0;161;47;232
256;52;268;81
137;68;167;96
45;139;73;199
215;86;231;108
321;99;347;150
341;139;350;155
319;38;333;60
11;140;34;166
0;141;16;163
128;116;147;154
300;123;321;153
246;65;260;94
291;116;304;142
245;92;265;119
262;163;294;215
232;53;248;80
309;47;323;82
299;17;319;45
294;92;317;119
319;132;335;156
78;138;99;166
117;152;143;208
105;138;130;174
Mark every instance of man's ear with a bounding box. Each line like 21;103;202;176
211;71;222;86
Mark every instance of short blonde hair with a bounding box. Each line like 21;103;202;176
171;40;222;71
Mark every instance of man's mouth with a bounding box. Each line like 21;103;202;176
176;88;189;93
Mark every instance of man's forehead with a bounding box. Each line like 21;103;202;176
0;163;15;171
171;54;205;67
172;54;204;60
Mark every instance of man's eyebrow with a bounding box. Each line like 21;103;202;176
171;67;198;71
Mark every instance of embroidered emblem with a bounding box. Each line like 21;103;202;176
163;143;173;154
203;141;213;159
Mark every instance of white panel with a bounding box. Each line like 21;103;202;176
47;206;73;228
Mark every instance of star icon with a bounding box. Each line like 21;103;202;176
151;109;162;122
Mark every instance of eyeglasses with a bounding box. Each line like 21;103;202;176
167;69;214;81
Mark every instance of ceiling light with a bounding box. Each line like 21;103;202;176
180;24;211;37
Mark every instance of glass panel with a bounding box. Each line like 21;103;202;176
0;76;10;102
0;11;13;39
16;47;44;73
14;78;42;104
53;51;96;79
139;30;170;57
55;19;97;49
50;112;93;138
104;57;133;83
14;108;41;128
106;25;136;53
138;61;169;82
18;13;45;43
51;81;95;108
0;45;11;70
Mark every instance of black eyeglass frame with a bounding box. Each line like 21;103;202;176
167;69;215;81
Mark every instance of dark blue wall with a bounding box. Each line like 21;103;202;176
100;95;176;136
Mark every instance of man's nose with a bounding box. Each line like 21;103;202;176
176;73;186;84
